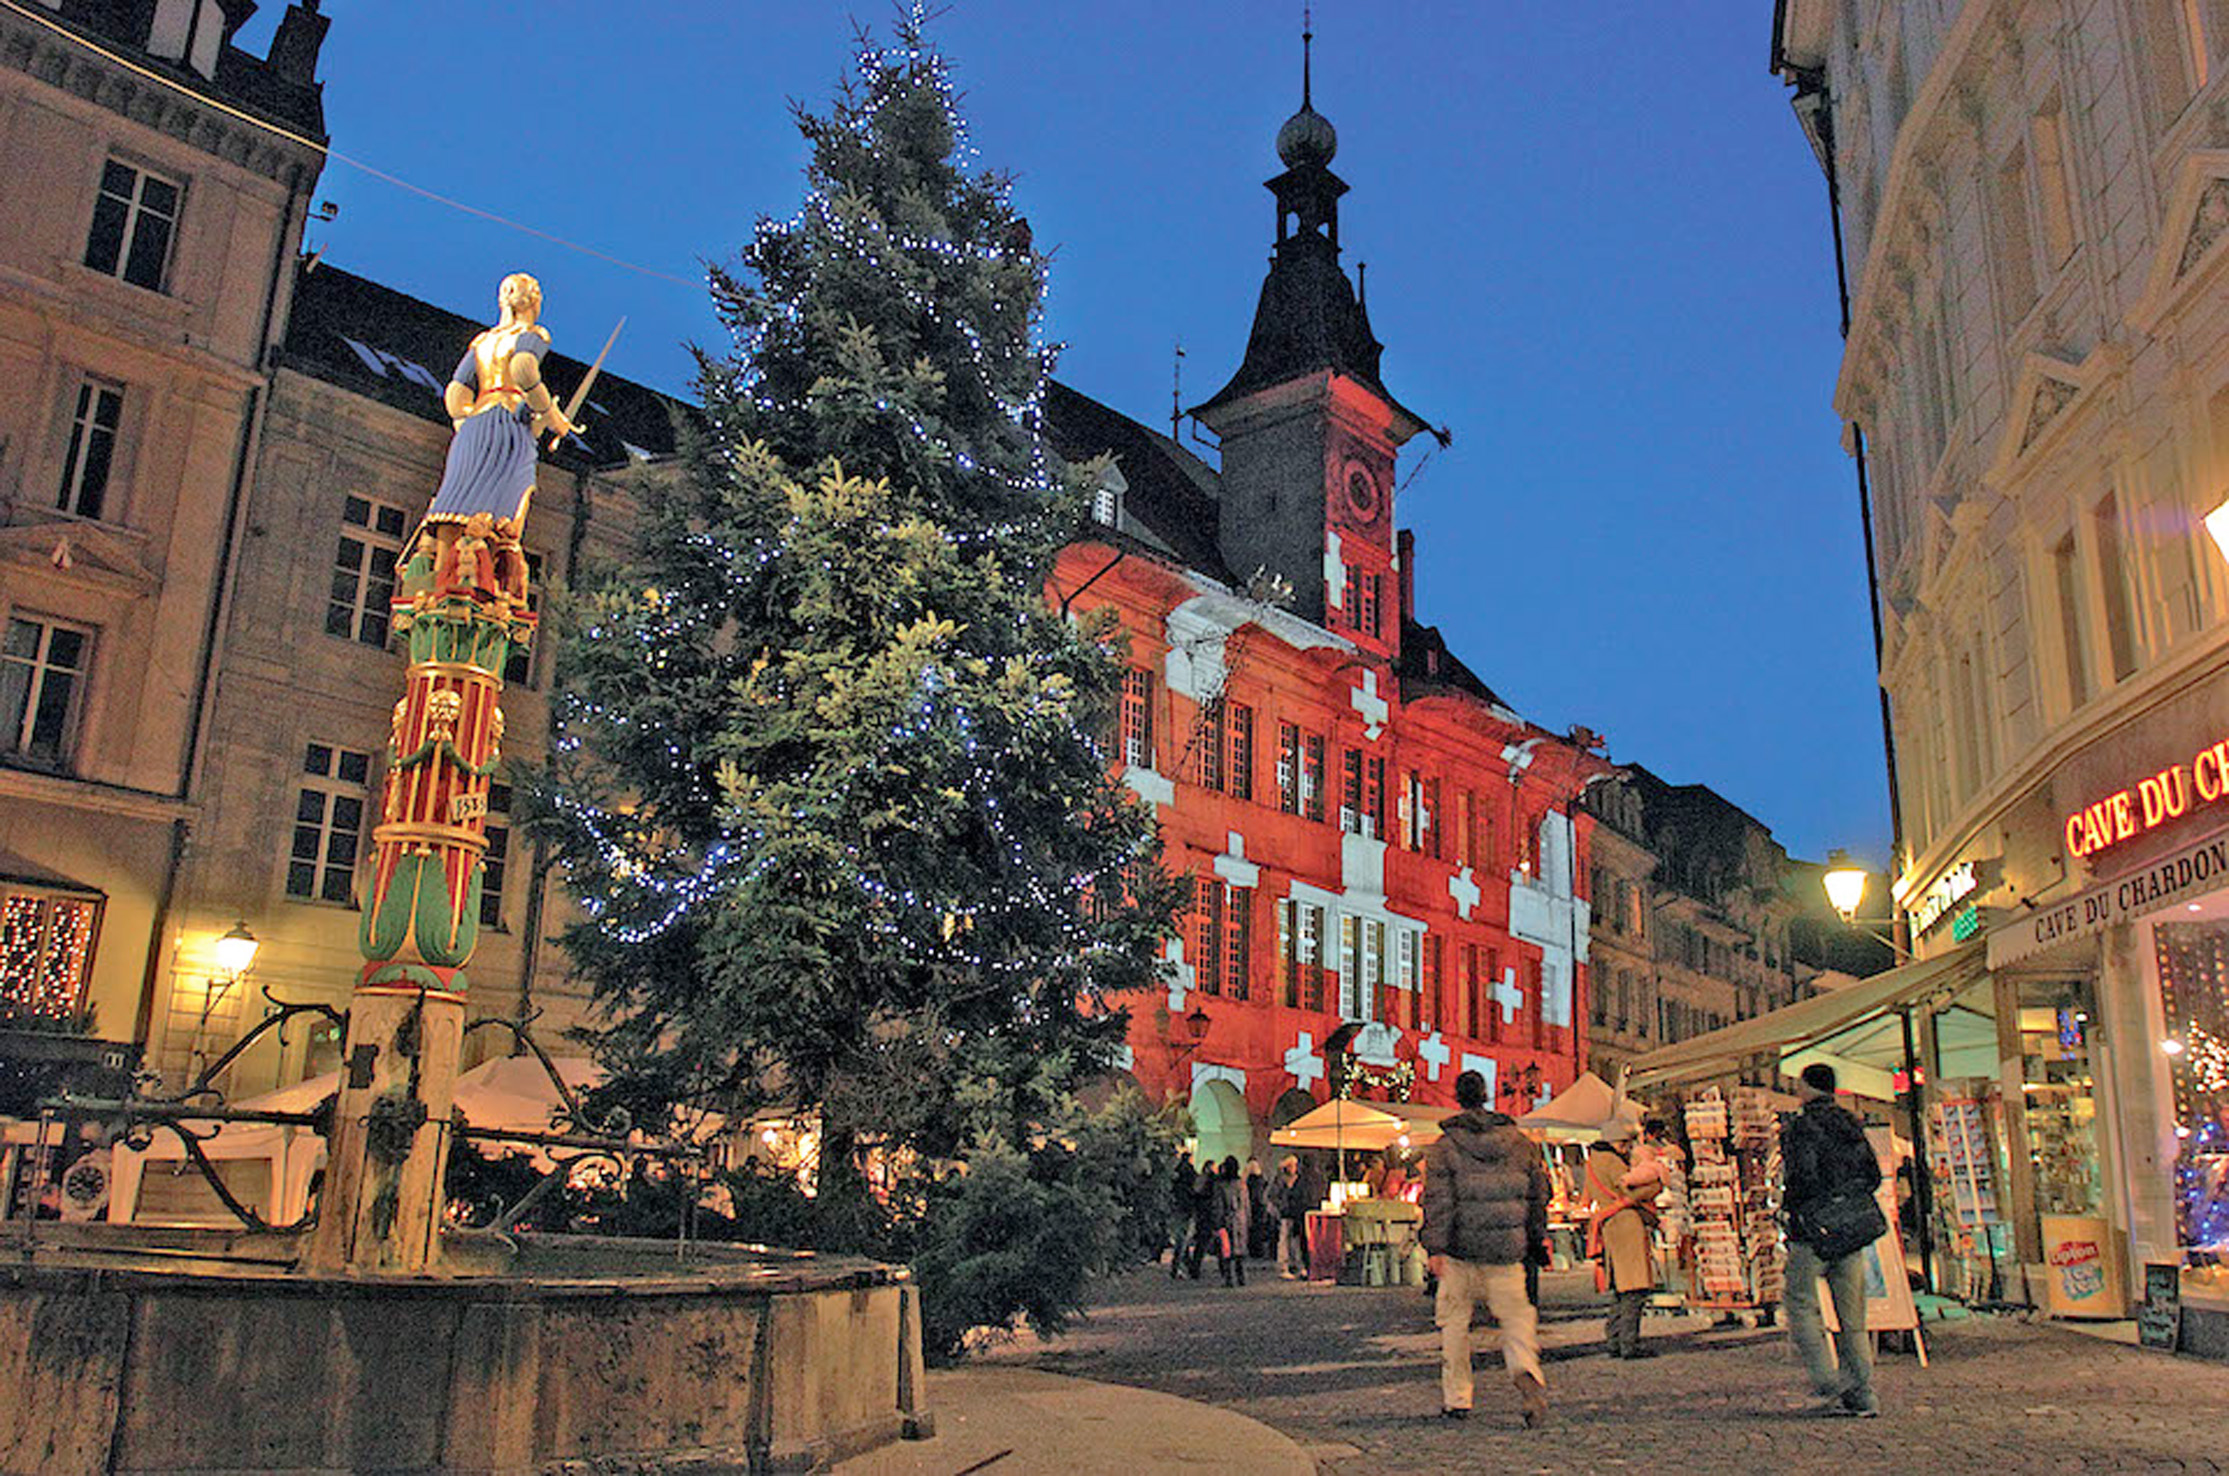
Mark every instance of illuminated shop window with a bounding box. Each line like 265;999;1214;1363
0;889;100;1017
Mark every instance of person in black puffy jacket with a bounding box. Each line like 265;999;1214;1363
1781;1062;1885;1417
1420;1070;1551;1426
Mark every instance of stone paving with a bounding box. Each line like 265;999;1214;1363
975;1265;2229;1474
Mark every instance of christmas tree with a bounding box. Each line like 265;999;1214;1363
541;15;1176;1230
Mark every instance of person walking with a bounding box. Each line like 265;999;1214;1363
1245;1159;1272;1259
1212;1156;1251;1286
1168;1150;1198;1279
1188;1153;1220;1280
1272;1156;1309;1279
1421;1069;1551;1428
1782;1062;1887;1417
1586;1117;1660;1358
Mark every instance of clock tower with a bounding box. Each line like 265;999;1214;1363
1191;28;1435;658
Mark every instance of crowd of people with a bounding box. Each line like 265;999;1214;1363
1158;1062;1890;1432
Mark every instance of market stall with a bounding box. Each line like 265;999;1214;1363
1270;1099;1446;1283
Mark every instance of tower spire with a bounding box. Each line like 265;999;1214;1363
1302;5;1313;109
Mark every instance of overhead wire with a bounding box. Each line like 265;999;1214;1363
0;0;701;290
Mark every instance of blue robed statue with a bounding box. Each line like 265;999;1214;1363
426;272;576;531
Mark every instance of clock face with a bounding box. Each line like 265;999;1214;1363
1344;465;1381;524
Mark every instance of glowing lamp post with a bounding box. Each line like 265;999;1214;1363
1823;850;1870;922
213;920;261;980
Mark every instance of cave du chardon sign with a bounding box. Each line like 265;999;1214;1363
1988;827;2229;968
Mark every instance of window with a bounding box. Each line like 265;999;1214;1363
328;495;409;648
1341;748;1364;835
1119;668;1155;769
1195;877;1252;1001
0;889;100;1017
1365;755;1385;839
1277;721;1300;813
2094;492;2139;683
503;553;546;685
1;617;90;765
1363;573;1382;639
1279;897;1327;1010
1398;929;1420;1029
2137;0;2206;125
479;782;513;929
1423;933;1444;1031
1200;699;1253;799
1993;145;2039;324
1227;703;1253;802
58;379;123;519
288;742;371;904
2053;530;2091;707
1303;733;1326;822
2031;106;2077;266
1336;915;1385;1020
84;159;180;292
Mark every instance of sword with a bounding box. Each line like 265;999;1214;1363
549;317;624;448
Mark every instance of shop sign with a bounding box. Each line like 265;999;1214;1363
1909;861;1979;935
1988;828;2229;968
2064;737;2229;860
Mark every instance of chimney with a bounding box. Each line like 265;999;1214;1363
1396;528;1416;627
268;0;328;85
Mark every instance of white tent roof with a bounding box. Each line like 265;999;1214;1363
452;1054;603;1135
1269;1098;1451;1151
1518;1070;1631;1140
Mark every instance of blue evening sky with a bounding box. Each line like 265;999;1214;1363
244;3;1886;868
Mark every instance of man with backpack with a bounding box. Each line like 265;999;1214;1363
1780;1063;1887;1417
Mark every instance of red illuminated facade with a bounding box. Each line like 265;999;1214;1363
1045;76;1607;1164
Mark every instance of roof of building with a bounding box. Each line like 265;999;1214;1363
1042;379;1234;582
279;263;685;468
33;0;328;138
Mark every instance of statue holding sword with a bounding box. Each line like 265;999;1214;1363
425;271;622;534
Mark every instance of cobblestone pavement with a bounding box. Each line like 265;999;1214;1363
975;1265;2229;1474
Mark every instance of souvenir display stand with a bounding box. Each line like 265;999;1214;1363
1929;1095;2011;1302
1682;1087;1784;1314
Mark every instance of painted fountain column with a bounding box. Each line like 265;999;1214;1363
309;273;574;1271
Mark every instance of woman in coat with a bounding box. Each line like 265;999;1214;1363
1586;1119;1660;1358
1213;1156;1251;1286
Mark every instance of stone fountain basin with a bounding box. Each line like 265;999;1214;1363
2;1226;927;1474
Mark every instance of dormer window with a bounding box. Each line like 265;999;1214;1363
149;0;226;80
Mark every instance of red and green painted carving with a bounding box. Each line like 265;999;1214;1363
359;514;536;994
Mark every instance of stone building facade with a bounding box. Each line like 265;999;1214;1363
0;0;328;1060
1777;0;2229;1331
0;5;682;1118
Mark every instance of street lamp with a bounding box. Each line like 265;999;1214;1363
1818;852;1910;963
213;920;261;979
1823;850;1869;922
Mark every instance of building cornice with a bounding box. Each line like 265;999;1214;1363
0;5;324;186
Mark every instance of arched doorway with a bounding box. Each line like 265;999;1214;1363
1189;1077;1252;1172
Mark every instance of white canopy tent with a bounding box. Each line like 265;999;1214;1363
1517;1070;1633;1142
1269;1099;1451;1152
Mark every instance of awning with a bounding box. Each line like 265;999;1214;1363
1269;1099;1451;1152
1623;941;1990;1094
